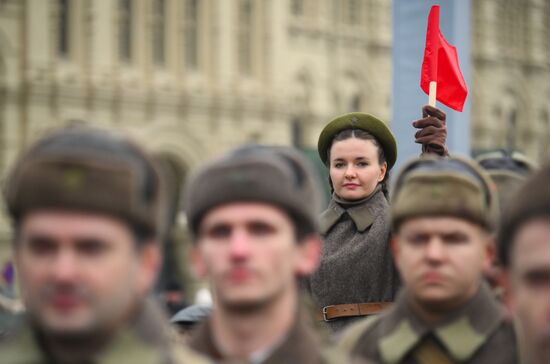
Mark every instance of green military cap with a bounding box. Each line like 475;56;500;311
317;112;397;170
391;155;498;231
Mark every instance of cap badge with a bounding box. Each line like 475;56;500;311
63;168;85;190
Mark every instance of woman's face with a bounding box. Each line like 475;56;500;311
329;137;387;201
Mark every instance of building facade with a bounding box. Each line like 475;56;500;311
471;0;550;160
0;0;393;297
0;0;549;296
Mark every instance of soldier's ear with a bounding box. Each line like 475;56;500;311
191;244;208;279
378;161;388;182
138;242;161;294
295;235;321;276
482;234;497;272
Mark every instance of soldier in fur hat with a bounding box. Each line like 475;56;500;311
0;125;207;364
499;163;550;364
338;155;518;364
185;145;348;363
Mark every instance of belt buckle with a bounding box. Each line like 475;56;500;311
322;305;333;322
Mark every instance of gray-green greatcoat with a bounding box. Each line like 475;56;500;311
0;299;209;364
338;283;518;364
190;313;348;364
308;186;399;332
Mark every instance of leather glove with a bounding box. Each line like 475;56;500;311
412;105;449;156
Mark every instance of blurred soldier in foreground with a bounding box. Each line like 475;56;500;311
0;125;207;364
499;164;550;364
185;145;345;363
339;156;518;363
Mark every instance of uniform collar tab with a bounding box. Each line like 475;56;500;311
379;320;420;364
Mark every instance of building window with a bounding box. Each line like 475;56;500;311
238;0;254;76
119;0;133;62
350;94;362;111
346;0;362;25
291;117;303;148
58;0;70;57
291;0;304;16
493;105;502;120
183;0;199;70
152;0;166;66
506;108;517;149
539;109;549;158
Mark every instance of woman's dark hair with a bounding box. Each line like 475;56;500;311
326;128;390;199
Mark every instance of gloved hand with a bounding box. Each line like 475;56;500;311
412;105;449;156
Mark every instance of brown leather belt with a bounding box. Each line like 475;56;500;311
318;302;392;321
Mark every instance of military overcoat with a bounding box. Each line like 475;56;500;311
308;186;399;332
339;283;518;364
190;313;348;364
0;300;209;364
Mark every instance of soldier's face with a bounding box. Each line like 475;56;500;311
329;138;387;201
393;217;493;312
15;211;159;336
508;217;550;363
193;202;320;311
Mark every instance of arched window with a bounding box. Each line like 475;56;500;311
539;109;549;158
347;0;362;25
118;0;133;62
152;0;166;66
493;105;502;121
153;153;188;311
291;0;304;16
58;0;70;57
506;108;517;150
291;117;303;148
499;0;527;59
183;0;199;70
350;94;362;111
238;0;254;76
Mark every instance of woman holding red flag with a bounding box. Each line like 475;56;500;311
307;4;468;334
307;106;448;333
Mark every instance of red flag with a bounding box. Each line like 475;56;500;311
420;5;468;112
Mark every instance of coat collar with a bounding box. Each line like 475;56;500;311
378;283;505;363
0;299;203;364
191;312;324;364
319;187;384;235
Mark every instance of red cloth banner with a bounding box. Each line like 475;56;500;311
420;5;468;112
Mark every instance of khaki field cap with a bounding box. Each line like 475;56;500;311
4;124;163;238
185;145;323;238
391;155;497;231
317;112;397;170
476;149;537;213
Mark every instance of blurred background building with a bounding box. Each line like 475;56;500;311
0;0;549;304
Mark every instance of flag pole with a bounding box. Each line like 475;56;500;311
429;81;437;107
